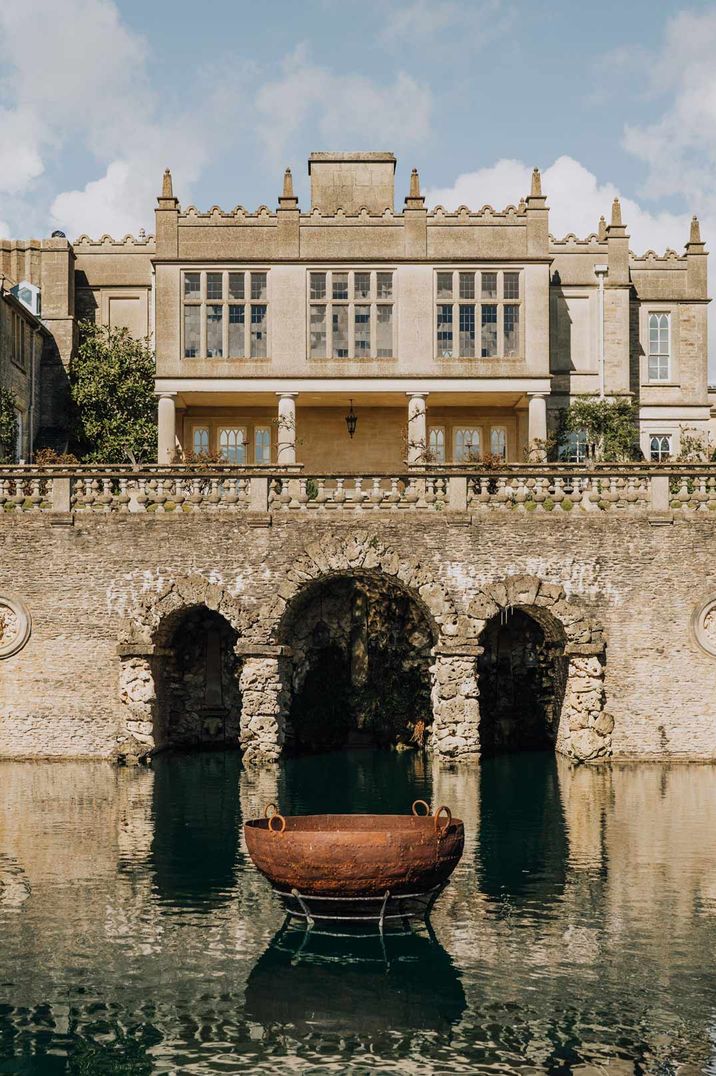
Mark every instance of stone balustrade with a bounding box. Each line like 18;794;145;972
1;466;716;516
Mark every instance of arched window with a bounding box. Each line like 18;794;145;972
648;313;670;381
490;426;507;460
650;434;671;462
454;428;481;462
428;426;446;464
192;427;209;456
254;426;271;464
218;427;246;464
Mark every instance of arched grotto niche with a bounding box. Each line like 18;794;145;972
154;606;243;751
278;573;437;754
477;606;568;754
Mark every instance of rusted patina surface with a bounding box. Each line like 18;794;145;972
244;808;464;897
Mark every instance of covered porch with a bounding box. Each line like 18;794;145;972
155;378;551;469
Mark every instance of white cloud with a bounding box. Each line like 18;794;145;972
255;47;431;168
0;5;434;236
428;155;694;254
430;153;716;378
379;0;514;50
0;108;43;194
621;10;716;214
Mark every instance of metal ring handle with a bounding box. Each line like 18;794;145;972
268;812;286;834
264;802;278;820
412;799;430;816
434;805;452;837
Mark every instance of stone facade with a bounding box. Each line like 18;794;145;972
1;511;715;763
1;153;710;467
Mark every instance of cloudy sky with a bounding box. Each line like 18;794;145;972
1;0;715;364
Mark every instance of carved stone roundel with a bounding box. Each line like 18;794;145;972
692;597;716;658
0;595;32;659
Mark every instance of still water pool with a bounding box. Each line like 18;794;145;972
1;750;715;1074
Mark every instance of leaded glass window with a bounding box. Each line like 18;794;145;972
308;271;394;359
650;434;671;462
648;313;670;381
435;270;522;359
181;270;269;359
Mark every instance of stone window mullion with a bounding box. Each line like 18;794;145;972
200;271;207;359
348;270;355;359
370;272;377;358
222;271;229;358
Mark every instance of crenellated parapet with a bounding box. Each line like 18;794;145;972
73;232;156;250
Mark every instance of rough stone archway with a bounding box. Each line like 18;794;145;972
116;575;255;759
255;533;482;762
468;575;611;762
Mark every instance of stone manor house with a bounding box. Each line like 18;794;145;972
2;154;716;769
1;151;714;466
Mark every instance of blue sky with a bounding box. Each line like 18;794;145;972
1;0;715;366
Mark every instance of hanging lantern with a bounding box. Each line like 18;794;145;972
345;399;358;439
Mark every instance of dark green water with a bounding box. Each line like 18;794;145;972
1;750;715;1074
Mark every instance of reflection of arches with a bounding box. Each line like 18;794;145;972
151;752;242;908
276;571;437;753
279;747;431;815
478;752;568;903
470;576;611;762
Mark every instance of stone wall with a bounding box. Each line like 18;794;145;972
1;511;715;762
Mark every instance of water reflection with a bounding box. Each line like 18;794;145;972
245;924;466;1042
150;751;243;908
1;752;716;1073
277;746;431;814
478;751;568;906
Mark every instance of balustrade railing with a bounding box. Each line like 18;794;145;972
1;466;716;516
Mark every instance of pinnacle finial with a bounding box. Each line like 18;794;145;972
409;168;421;199
530;167;542;198
689;215;701;245
610;198;622;228
598;215;607;241
161;168;173;199
283;167;294;198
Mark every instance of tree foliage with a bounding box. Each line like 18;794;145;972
70;322;157;463
562;396;639;462
0;387;18;463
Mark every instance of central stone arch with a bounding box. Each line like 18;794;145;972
254;534;481;761
467;575;611;762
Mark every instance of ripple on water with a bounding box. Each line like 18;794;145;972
0;750;715;1073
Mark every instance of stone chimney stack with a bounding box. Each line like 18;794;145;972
308;152;396;214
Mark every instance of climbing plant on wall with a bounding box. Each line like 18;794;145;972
70;322;157;463
561;396;639;462
0;387;18;463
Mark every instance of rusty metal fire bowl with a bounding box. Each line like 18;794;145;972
244;801;464;927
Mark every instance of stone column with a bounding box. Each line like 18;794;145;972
406;392;429;464
430;643;482;760
157;393;177;464
237;645;291;765
527;392;547;455
118;653;157;759
276;392;298;465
